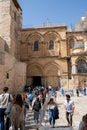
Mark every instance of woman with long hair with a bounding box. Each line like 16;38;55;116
11;94;24;130
47;98;58;128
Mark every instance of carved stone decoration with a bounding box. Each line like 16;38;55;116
72;65;77;74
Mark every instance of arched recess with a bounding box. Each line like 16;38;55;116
44;62;63;76
27;32;43;43
44;31;61;56
67;35;77;45
67;35;77;54
44;31;62;42
27;63;44;86
27;63;43;76
75;57;87;74
75;56;87;65
44;62;63;88
26;32;44;56
72;57;87;88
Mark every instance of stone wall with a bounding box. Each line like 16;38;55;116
0;0;22;58
0;38;26;94
0;0;26;94
21;26;67;59
0;52;26;94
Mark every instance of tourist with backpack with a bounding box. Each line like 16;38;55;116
33;97;41;124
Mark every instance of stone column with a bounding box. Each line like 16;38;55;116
71;64;77;74
41;76;44;86
84;42;87;51
27;77;32;86
44;76;48;88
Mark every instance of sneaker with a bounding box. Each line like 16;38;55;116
53;125;55;128
50;125;53;128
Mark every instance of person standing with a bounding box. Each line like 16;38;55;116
0;87;11;130
11;94;24;130
33;97;41;124
23;94;29;117
5;95;15;130
76;87;79;97
64;94;75;127
84;87;86;96
28;91;34;107
47;98;58;128
61;88;65;96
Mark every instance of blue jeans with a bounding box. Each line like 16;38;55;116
0;108;6;130
30;100;33;107
49;109;55;125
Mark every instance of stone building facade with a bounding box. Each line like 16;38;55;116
0;0;26;93
20;25;87;90
0;0;87;92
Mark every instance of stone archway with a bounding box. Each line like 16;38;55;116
44;62;61;88
27;63;43;87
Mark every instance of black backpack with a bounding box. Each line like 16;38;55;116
53;106;59;119
33;100;41;111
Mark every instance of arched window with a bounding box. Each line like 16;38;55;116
49;40;54;50
69;38;74;48
34;41;39;51
77;59;87;73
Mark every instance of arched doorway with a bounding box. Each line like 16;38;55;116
32;76;42;86
27;64;43;87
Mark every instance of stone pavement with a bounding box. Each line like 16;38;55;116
52;92;87;130
24;92;87;130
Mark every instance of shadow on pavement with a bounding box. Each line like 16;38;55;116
54;125;74;129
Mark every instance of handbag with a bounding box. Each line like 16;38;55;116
53;106;59;119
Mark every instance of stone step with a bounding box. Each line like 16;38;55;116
25;120;35;124
25;123;41;129
50;128;73;130
41;125;74;130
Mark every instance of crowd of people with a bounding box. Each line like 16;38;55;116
0;85;87;130
0;87;24;130
0;86;47;130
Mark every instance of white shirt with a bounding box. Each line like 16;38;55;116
64;99;75;113
49;104;55;110
0;93;9;108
